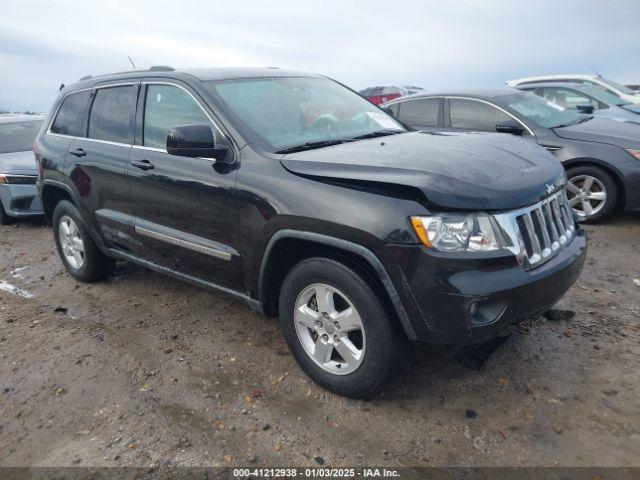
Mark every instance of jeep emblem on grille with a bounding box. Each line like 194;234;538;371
546;183;556;195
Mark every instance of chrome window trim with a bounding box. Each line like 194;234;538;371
45;80;234;163
140;80;227;142
46;82;137;137
445;96;535;136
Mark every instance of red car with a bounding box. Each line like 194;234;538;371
359;85;423;105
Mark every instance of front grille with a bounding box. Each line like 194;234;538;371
514;190;576;269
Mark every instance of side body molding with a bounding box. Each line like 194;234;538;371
259;230;418;340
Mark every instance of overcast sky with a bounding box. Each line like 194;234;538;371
1;0;638;112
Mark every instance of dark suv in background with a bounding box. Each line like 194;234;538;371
36;67;586;398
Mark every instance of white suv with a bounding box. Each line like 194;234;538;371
507;75;640;104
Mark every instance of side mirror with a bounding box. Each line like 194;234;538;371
495;120;525;136
166;124;231;162
575;104;595;114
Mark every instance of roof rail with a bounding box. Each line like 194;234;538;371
78;65;175;82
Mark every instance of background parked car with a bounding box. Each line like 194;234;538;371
515;82;640;124
359;85;423;105
507;74;640;105
0;114;46;224
382;89;640;222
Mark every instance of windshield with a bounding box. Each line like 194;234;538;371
0;120;43;154
598;77;637;96
205;76;406;153
578;85;630;106
499;93;583;129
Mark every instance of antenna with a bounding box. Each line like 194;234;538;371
128;56;136;70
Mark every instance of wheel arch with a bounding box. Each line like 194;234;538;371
563;158;626;210
258;230;418;341
41;180;76;225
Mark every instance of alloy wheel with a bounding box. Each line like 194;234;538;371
58;215;85;269
293;283;366;375
566;175;607;219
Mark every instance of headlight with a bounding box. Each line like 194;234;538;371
627;149;640;161
0;174;38;185
410;214;502;252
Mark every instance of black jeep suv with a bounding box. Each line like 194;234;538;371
36;67;587;398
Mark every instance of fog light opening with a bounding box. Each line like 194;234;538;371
470;299;508;327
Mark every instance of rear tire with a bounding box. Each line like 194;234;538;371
279;257;410;398
52;200;115;282
566;165;618;223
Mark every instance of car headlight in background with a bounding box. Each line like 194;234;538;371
0;174;38;185
626;149;640;161
411;215;502;252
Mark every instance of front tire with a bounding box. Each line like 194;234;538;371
566;165;618;223
279;258;409;398
52;200;115;282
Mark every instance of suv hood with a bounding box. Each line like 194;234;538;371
280;131;564;210
0;150;38;175
554;117;640;148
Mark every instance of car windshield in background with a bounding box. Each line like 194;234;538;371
0;120;43;154
206;77;405;153
501;94;583;129
580;85;630;106
599;77;637;96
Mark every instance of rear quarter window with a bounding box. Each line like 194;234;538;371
397;98;440;126
50;91;92;137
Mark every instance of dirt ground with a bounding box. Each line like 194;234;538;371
0;214;639;468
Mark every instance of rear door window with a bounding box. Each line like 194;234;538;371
397;98;441;126
50;91;92;137
449;98;511;131
88;86;136;144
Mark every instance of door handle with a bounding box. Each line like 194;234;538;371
131;159;155;171
69;148;87;157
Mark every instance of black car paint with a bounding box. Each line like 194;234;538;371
384;90;640;213
37;69;586;345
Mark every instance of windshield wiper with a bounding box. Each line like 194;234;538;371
553;116;591;128
348;130;403;140
275;139;349;154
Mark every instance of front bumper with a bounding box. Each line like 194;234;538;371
390;228;587;344
617;159;640;211
0;184;44;218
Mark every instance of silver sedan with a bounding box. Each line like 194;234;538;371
0;114;46;224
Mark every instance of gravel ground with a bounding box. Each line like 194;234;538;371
0;214;639;468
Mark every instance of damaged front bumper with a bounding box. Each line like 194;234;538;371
388;228;587;345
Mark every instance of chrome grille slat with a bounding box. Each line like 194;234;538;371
550;198;568;244
543;202;560;249
507;190;576;270
522;213;542;264
534;209;552;256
